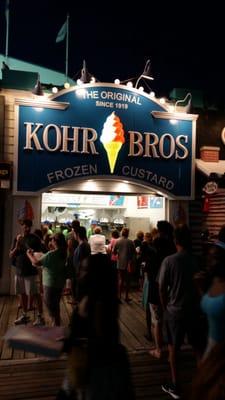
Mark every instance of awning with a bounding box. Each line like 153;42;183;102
196;159;225;177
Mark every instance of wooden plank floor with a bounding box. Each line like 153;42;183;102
0;351;195;400
0;292;196;399
0;291;153;359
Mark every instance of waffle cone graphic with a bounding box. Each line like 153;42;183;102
104;142;122;173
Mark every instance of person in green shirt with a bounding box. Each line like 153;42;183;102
87;221;97;239
27;233;67;326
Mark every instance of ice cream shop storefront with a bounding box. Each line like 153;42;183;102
0;83;197;294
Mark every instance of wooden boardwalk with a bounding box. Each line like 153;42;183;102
0;292;196;399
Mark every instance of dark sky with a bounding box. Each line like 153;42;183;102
0;0;224;98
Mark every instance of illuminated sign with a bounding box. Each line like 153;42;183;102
203;181;218;195
15;84;197;198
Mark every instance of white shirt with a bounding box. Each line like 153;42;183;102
89;234;107;254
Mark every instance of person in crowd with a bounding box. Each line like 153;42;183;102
47;222;53;235
33;228;48;300
107;229;120;269
33;229;48;253
66;220;80;300
61;223;70;238
87;221;98;239
149;220;176;359
190;340;225;400
150;227;159;241
154;220;176;266
114;227;136;303
133;230;144;290
73;226;91;301
140;231;157;341
158;224;201;399
217;224;225;243
9;219;44;325
193;224;225;356
200;261;225;360
27;232;67;326
57;252;135;400
89;226;107;255
42;224;54;251
107;229;120;297
42;222;53;237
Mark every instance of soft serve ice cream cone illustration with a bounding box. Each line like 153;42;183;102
100;112;125;173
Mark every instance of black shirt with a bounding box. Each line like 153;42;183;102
11;233;41;277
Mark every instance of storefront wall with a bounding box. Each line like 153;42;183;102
0;86;196;294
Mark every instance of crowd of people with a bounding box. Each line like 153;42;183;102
9;218;225;399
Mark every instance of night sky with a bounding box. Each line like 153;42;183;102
0;0;224;99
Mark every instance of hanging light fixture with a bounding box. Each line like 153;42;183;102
32;74;44;96
135;59;154;88
2;61;9;70
174;92;192;113
80;60;92;84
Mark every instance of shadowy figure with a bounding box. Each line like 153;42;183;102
159;224;201;399
57;253;135;400
190;340;225;400
149;220;176;359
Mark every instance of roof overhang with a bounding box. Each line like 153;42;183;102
196;159;225;177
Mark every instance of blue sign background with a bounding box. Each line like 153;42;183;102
16;85;195;197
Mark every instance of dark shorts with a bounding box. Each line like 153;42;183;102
164;313;204;351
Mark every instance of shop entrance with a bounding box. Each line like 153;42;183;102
41;191;166;241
